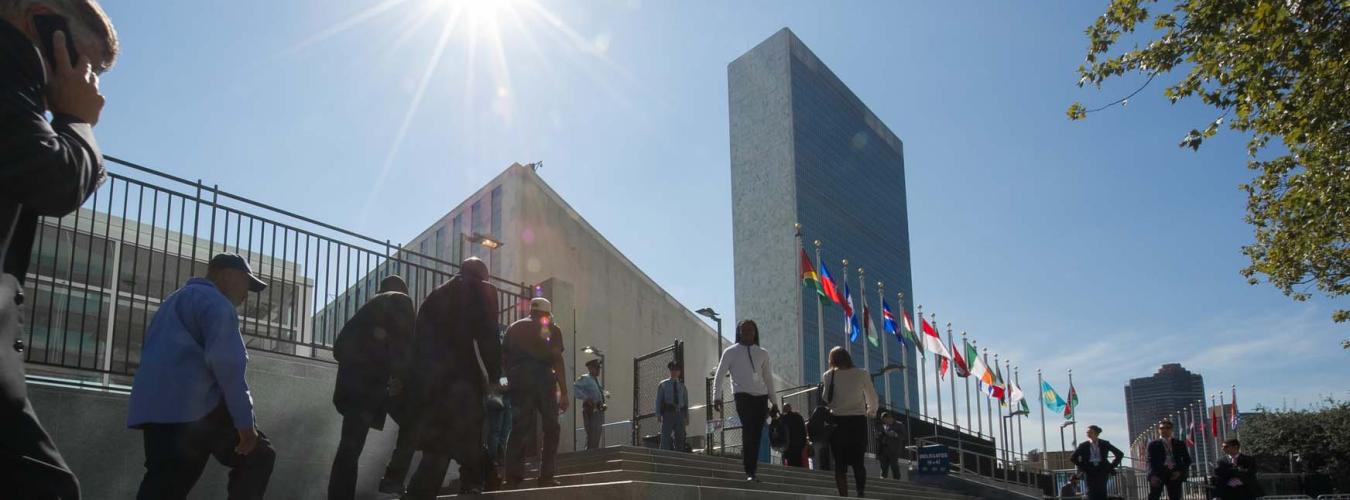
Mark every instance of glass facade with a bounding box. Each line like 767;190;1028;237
788;45;916;411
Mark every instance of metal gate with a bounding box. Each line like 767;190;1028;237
631;340;683;446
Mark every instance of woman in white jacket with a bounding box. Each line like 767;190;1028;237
821;346;879;497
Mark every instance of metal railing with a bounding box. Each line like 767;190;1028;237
21;155;530;385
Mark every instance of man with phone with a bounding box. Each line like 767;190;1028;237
1;1;117;498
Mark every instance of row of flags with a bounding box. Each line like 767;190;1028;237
800;247;1047;416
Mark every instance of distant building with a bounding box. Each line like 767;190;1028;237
729;28;915;409
1124;363;1206;444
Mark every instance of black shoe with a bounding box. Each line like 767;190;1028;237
378;478;405;495
538;478;561;487
746;476;760;482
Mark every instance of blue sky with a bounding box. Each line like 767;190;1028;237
91;0;1346;449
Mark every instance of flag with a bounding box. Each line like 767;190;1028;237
1211;406;1219;437
1183;414;1195;447
1009;382;1027;414
951;342;970;377
842;283;860;343
882;300;903;347
965;340;994;387
901;308;922;354
1018;398;1030;415
1064;382;1079;421
818;259;843;305
863;304;878;347
1042;381;1063;410
920;317;952;359
1231;387;1240;430
800;249;827;303
993;364;1008;404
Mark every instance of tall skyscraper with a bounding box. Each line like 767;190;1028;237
1124;363;1207;444
729;28;915;410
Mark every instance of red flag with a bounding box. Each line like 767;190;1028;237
939;356;949;379
1211;407;1219;437
952;342;970;377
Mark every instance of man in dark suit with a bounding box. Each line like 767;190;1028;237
1146;420;1191;500
327;275;416;499
1214;439;1263;500
2;2;117;498
1069;424;1123;500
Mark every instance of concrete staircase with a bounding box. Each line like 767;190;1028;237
442;446;984;499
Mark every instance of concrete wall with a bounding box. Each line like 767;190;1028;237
504;166;724;450
28;351;412;500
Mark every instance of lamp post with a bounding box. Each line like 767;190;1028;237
695;307;723;356
872;363;910;455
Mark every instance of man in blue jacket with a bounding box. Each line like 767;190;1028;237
127;253;275;500
654;361;688;451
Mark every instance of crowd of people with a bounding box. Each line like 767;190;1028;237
1065;420;1264;500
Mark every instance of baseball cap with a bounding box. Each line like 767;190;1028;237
530;297;552;314
209;253;267;292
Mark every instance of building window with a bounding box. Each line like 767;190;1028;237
490;186;502;274
451;214;463;263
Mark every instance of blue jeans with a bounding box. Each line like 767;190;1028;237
658;412;686;450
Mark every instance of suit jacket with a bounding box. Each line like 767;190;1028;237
1214;454;1263;500
1;17;104;415
1146;437;1192;479
332;291;416;429
1070;439;1123;474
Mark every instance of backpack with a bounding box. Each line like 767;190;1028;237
805;369;837;443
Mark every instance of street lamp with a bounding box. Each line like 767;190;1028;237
695;307;723;355
871;363;904;379
460;232;504;265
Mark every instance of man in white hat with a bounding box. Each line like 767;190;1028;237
501;297;568;488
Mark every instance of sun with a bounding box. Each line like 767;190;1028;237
455;0;519;27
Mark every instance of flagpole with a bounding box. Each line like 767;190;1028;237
1037;369;1048;471
857;267;871;379
1211;394;1220;460
931;312;943;426
962;332;972;442
1068;369;1077;447
995;353;1006;467
897;292;914;456
976;342;985;438
813;240;826;374
983;348;994;466
1015;365;1025;464
1232;385;1240;440
947;323;960;465
796;224;809;381
1195;399;1208;471
918;306;929;420
840;256;850;357
877;282;891;407
1218;390;1227;442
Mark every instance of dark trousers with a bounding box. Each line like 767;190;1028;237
582;408;603;450
136;406;275;500
812;441;832;470
504;379;560;483
1148;474;1183;500
1084;469;1110;500
405;380;487;498
830;415;868;497
383;419;417;484
877;454;900;479
733;393;769;478
784;444;806;467
327;414;417;500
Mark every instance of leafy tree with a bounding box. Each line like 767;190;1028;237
1243;401;1350;492
1068;1;1350;335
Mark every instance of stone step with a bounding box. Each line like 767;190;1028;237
437;479;867;499
471;446;974;499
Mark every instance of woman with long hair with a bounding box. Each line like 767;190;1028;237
821;346;879;497
710;320;779;481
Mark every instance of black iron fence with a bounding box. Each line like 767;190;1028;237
630;340;683;447
21;156;530;385
703;382;818;458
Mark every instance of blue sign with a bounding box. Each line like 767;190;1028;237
915;444;950;475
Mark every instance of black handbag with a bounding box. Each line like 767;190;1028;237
806;369;838;443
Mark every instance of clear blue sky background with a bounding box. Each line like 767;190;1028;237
92;0;1346;449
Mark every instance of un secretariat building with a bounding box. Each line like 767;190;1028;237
730;28;916;412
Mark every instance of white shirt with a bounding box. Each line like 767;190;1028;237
1090;440;1101;464
820;367;879;417
711;343;778;406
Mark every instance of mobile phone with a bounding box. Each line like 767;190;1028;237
33;14;80;69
